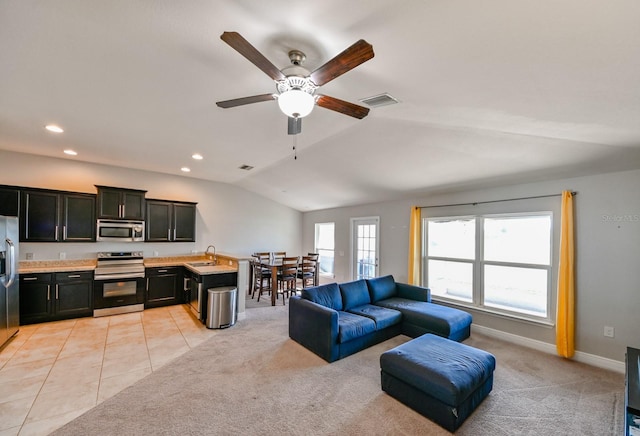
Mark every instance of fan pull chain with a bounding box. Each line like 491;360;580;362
292;134;297;160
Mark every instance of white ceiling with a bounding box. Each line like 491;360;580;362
1;1;640;211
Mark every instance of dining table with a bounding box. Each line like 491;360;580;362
261;258;283;306
250;255;320;306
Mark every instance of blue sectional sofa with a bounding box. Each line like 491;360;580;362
288;275;473;362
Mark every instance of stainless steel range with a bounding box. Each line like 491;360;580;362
93;251;145;317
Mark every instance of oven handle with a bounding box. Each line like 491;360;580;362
94;272;145;280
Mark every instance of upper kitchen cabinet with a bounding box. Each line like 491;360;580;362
96;186;146;220
0;185;20;217
20;189;96;242
146;199;197;242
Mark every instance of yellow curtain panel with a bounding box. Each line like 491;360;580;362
408;206;422;285
556;191;575;358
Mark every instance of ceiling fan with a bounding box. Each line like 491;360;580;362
216;31;374;135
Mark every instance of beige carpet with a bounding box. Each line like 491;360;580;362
52;303;624;435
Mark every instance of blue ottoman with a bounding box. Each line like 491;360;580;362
380;334;496;432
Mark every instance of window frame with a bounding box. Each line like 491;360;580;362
314;222;335;278
423;211;554;325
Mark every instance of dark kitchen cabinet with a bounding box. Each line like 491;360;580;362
96;186;146;220
62;194;96;241
0;185;20;217
19;271;93;325
20;190;58;242
54;271;93;318
20;190;95;242
19;273;53;325
145;266;183;308
146;200;196;242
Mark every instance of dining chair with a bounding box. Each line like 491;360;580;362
277;256;298;304
272;251;286;261
251;254;272;301
307;253;320;286
297;255;317;289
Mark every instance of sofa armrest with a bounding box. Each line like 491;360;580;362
289;296;340;362
396;283;431;302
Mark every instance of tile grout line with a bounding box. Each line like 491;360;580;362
18;320;76;434
168;305;194;350
95;316;112;406
140;312;155;372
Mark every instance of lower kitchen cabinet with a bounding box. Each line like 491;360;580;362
19;271;93;325
145;267;183;308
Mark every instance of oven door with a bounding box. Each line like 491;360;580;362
94;277;145;310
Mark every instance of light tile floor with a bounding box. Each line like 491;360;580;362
0;305;217;436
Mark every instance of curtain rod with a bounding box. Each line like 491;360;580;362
418;191;577;209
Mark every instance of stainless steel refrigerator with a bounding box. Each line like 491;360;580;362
1;215;19;349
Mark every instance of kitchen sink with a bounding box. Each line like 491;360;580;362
188;261;216;267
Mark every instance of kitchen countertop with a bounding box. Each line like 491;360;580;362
19;253;249;275
19;260;97;274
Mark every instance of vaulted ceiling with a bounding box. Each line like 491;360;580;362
2;1;640;211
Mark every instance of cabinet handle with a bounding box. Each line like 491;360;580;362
158;269;168;273
173;228;176;240
47;285;51;301
23;277;38;281
55;284;59;300
146;278;149;290
167;229;171;240
63;226;67;240
67;274;81;278
55;225;58;240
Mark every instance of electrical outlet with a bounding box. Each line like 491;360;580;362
26;252;34;260
153;251;159;257
604;326;614;338
59;252;66;260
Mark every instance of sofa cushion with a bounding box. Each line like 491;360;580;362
375;298;472;338
339;280;371;310
367;275;398;302
337;311;376;343
301;283;343;311
347;304;403;330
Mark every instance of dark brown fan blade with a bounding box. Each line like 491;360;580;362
288;117;301;135
216;93;276;108
310;39;374;87
220;32;286;82
316;95;370;119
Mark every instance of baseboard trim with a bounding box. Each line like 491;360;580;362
471;324;625;374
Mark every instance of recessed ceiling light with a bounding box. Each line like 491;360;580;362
45;124;64;133
63;149;77;156
181;167;191;172
192;153;203;160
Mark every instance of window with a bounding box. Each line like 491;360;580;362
425;213;552;321
314;222;335;277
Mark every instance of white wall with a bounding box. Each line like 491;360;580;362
302;169;640;362
0;150;302;260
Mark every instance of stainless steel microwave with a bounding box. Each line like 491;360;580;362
96;219;145;242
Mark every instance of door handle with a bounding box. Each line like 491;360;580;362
47;285;51;301
4;238;16;287
55;284;59;300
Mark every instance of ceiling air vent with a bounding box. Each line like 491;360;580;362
359;93;399;108
238;164;254;171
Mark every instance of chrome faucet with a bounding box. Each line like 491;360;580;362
205;245;217;264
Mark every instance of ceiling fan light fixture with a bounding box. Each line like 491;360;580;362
277;89;315;118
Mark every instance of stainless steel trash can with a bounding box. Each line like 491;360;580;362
206;286;237;329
